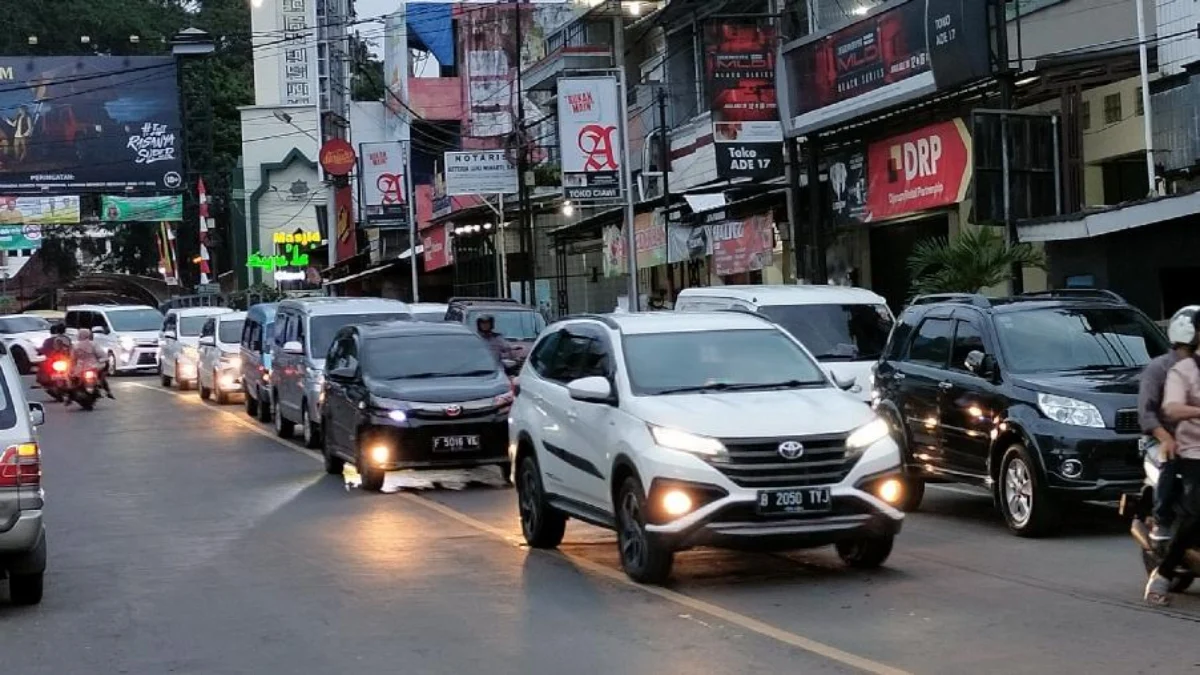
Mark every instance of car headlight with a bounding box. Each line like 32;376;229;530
1037;393;1105;428
309;371;325;390
221;355;241;369
846;418;891;456
183;346;198;359
120;336;135;351
648;424;727;457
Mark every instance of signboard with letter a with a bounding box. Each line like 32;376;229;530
359;141;408;226
557;76;622;202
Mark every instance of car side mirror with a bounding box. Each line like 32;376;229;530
328;365;357;382
198;336;216;347
91;325;108;335
283;340;304;355
567;376;614;404
825;368;856;392
28;402;44;427
162;330;177;340
965;350;997;378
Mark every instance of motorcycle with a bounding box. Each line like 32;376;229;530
69;368;103;411
37;357;72;402
1121;450;1200;593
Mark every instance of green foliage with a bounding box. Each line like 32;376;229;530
226;283;286;310
906;227;1047;297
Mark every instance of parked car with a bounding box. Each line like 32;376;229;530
409;302;450;322
65;305;163;374
444;297;547;365
0;314;51;374
0;342;47;605
873;290;1168;536
197;312;247;404
675;285;894;401
321;321;514;491
509;311;905;584
240;303;278;422
159;306;234;390
271;297;412;449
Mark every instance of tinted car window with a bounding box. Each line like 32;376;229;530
758;303;893;361
530;330;563;378
310;313;411;360
219;320;245;344
0;317;49;333
950;320;986;372
180;316;209;337
623;329;827;396
467;309;546;341
995;307;1169;373
0;368;15;430
907;318;953;368
413;312;446;323
546;333;594;383
200;319;215;338
364;334;499;380
107;308;164;331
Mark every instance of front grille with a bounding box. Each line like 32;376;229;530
407;404;502;421
137;353;157;365
710;433;854;489
1096;455;1142;480
1114;409;1140;434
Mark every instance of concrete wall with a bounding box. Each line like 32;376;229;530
1009;0;1150;67
1157;0;1200;74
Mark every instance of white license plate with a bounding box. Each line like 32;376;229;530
432;435;481;452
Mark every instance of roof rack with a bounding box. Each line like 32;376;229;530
910;293;993;308
447;296;520;305
1016;288;1126;303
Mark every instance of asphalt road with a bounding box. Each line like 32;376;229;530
2;377;1198;675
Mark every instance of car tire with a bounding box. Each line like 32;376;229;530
1140;548;1196;593
106;351;117;377
175;365;190;391
199;382;211;401
895;475;925;512
301;404;322;449
8;572;44;606
999;444;1060;538
274;401;294;438
615;474;674;584
245;390;259;418
321;414;344;476
516;454;565;548
160;363;172;387
11;347;30;375
257;390;272;423
498;461;513;485
357;444;385;493
836;535;895;569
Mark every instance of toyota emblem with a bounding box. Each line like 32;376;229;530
777;440;804;460
444;405;463;417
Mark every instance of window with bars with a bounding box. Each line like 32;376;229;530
1104;93;1122;125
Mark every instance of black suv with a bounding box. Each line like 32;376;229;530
873;290;1169;536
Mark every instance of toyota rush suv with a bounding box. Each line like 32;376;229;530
873;290;1168;537
509;311;905;584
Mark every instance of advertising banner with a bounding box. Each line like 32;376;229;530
827;147;868;224
601;213;667;277
0;196;79;224
780;0;993;136
444;151;518;196
422;223;454;272
383;10;412;143
462;4;515;138
865;118;972;222
0;224;42;251
334;183;356;263
706;20;783;181
712;214;775;277
359;141;408;224
558;76;622;202
101;195;182;222
0;56;183;192
667;223;713;264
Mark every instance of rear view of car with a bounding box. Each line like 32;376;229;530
241;303;277;422
198;312;246;404
0;344;47;605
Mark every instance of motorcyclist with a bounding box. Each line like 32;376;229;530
37;323;72;385
1145;310;1200;606
1138;306;1198;541
68;328;114;402
475;314;513;365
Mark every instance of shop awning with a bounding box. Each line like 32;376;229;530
324;261;399;287
1018;191;1200;243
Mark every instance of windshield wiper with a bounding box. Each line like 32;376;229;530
652;383;737;395
447;369;501;377
724;379;828;390
398;369;498;379
1062;364;1137;372
812;354;858;362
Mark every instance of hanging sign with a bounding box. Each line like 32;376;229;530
444;151;518;196
101;195;183;222
334;183;357;262
558;76;622;202
360;141;408;224
706;19;784;181
320;138;357;176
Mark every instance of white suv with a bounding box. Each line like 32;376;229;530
508;311;906;584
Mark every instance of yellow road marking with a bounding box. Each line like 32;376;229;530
129;379;914;675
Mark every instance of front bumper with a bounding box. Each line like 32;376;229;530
115;345;160;371
1028;422;1144;498
363;414;510;471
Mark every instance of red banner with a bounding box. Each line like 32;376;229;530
705;20;783;181
865;118;972;222
334;183;356;263
712;214;774;277
422;224;453;272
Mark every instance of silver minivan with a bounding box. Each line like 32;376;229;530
0;343;47;605
271;298;412;448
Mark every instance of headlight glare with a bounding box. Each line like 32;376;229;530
120;336;135;350
846;418;890;451
648;425;726;457
1037;393;1105;428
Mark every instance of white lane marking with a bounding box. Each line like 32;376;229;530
130;380;914;675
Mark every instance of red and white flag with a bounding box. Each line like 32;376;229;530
197;179;213;284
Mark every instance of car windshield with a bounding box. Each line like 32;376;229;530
0;316;50;333
995;307;1169;373
623;329;829;395
106;308;163;331
758;303;893;361
468;309;545;341
365;334;499;380
179;316;211;337
413;312;446;323
311;313;411;360
219;320;245;344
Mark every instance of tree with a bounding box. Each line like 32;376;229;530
906;227;1047;297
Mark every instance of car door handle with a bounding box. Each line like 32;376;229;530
939;381;954;391
892;372;906;381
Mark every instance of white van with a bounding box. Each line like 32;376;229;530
158;306;234;390
65;305;165;374
675;286;894;400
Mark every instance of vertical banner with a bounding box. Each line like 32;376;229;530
422;224;454;272
827;147;868;224
334;184;356;264
558;76;622;201
359;141;408;225
706;20;783;181
462;4;516;138
279;0;318;105
383;10;412;143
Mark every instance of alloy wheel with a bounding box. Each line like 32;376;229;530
619;490;647;570
1004;457;1034;527
107;352;117;377
518;465;540;538
302;407;313;445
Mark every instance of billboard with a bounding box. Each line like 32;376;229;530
0;224;42;251
383;10;411;143
558;76;622;202
864;118;972;222
706;20;783;181
359;141;408;225
101;195;182;222
779;0;993;136
0;196;79;224
0;56;183;192
444;151;518;196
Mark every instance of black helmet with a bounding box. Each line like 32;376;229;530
50;322;66;335
476;314;495;329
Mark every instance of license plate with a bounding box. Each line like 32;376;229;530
432;435;481;452
756;487;832;515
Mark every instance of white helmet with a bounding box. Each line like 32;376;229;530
1167;305;1200;346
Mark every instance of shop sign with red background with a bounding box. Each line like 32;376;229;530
333;184;356;263
865;118;972;222
320;138;356;176
712;214;774;277
422;223;454;272
705;19;783;181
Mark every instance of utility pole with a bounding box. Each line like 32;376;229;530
513;0;532;305
614;3;638;311
657;88;673;298
995;0;1022;294
1135;0;1157;196
805;136;826;284
405;140;419;303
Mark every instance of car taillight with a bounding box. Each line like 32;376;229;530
51;359;68;373
0;443;40;488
